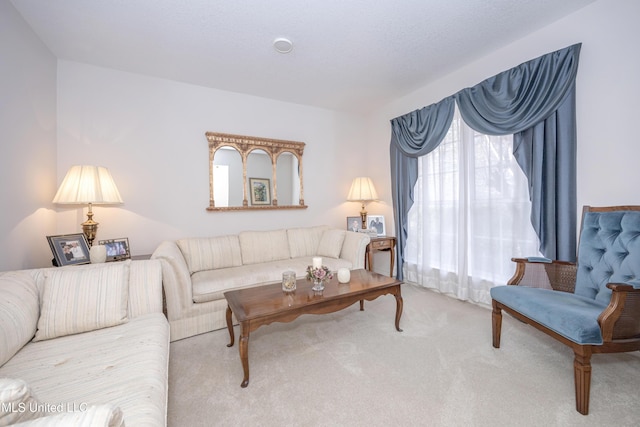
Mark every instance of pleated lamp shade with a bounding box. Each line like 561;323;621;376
347;177;378;230
53;165;123;205
347;177;378;202
53;165;123;247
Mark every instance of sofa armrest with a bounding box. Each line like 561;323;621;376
340;231;371;269
508;258;577;293
128;259;163;317
151;241;193;321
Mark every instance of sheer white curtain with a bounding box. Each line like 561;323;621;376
404;107;541;306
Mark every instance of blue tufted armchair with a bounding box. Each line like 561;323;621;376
491;206;640;415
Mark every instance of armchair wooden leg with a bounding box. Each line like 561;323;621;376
492;300;502;348
573;346;592;415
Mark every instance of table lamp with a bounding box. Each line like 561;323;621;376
52;165;123;247
347;177;378;229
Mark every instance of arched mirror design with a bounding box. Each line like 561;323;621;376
276;151;299;206
206;132;306;211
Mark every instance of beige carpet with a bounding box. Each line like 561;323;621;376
168;284;640;426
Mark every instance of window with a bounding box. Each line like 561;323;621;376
404;107;540;305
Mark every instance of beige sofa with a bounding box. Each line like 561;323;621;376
0;260;169;426
152;226;370;341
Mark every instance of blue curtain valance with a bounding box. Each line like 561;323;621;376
389;43;581;280
390;96;455;157
455;44;581;135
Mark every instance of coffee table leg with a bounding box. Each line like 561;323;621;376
225;305;235;347
239;322;250;388
394;286;403;332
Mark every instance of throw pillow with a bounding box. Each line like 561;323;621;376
177;236;242;274
317;229;346;259
14;404;125;427
0;272;39;366
287;226;327;258
34;262;130;342
239;229;290;265
0;378;46;424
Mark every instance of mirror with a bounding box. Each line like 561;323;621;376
206;132;307;211
276;152;299;206
212;146;243;207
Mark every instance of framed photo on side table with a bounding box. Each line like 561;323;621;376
47;233;91;267
346;216;361;232
99;238;131;262
367;215;386;236
249;178;271;205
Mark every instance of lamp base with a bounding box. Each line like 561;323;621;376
82;220;98;248
81;204;98;247
360;203;368;229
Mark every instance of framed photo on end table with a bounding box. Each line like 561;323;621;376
346;216;361;232
367;215;386;236
47;233;91;267
99;238;131;262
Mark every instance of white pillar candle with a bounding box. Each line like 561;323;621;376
90;244;107;264
312;257;322;269
337;268;350;283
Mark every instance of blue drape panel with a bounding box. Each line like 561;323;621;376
390;44;581;279
389;98;455;280
389;145;417;280
513;88;577;261
454;44;580;261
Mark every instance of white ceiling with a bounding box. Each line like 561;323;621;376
11;0;596;113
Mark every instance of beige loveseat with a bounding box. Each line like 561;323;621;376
152;225;370;341
0;260;169;426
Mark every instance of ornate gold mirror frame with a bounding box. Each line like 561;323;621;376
206;132;307;211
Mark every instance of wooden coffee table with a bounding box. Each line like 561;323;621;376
224;269;403;387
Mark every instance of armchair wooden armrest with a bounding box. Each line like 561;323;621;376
508;257;577;292
598;284;640;342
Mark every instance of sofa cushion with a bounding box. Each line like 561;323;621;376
177;236;242;274
491;285;609;345
192;257;353;303
0;313;168;427
287;226;328;258
317;229;346;259
34;262;130;342
0;378;46;424
0;272;39;366
239;229;290;265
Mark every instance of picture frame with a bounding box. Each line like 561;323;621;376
346;216;361;232
367;215;386;236
249;178;271;205
98;238;131;262
47;233;91;267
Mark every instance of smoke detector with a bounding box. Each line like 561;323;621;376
273;37;293;54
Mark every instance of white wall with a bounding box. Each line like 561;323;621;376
5;0;636;271
55;61;369;257
367;0;640;235
0;1;57;270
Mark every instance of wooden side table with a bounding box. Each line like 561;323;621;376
365;236;396;277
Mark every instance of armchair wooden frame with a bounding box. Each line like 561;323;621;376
492;206;640;415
